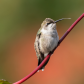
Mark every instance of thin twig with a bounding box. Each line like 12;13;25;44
13;13;84;84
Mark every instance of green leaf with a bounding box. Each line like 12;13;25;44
0;79;12;84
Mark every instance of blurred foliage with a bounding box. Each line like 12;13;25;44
0;79;12;84
0;0;84;48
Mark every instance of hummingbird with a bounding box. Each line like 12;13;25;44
34;18;71;71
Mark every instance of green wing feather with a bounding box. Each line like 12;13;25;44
37;27;42;35
34;27;42;59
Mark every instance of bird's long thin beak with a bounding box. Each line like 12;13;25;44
54;18;71;23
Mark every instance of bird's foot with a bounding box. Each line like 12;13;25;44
37;70;39;72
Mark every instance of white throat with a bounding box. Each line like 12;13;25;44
41;24;57;35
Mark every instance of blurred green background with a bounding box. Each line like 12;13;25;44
0;0;84;84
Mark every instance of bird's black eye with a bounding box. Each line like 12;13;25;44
47;23;50;25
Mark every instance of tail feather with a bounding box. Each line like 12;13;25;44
38;53;44;69
38;54;50;70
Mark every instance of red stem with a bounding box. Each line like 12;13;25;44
13;13;84;84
